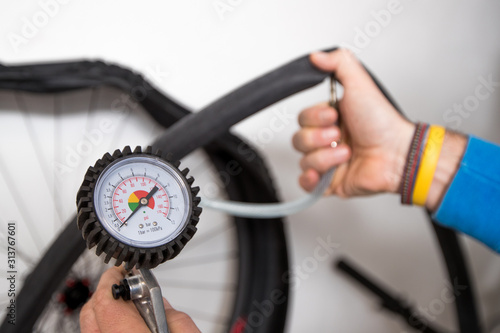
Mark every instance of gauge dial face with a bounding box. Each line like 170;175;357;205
94;155;191;248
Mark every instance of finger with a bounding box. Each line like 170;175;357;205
298;103;338;127
299;169;321;192
299;144;351;174
95;266;127;294
163;298;201;333
292;126;341;153
310;49;372;89
80;298;99;333
92;267;149;333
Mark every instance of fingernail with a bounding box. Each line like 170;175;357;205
301;172;315;191
321;128;338;140
319;109;334;123
312;52;328;61
332;145;349;159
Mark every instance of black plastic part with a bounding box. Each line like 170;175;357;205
428;212;482;333
76;146;202;270
111;284;123;300
62;281;92;310
112;280;131;301
336;258;444;333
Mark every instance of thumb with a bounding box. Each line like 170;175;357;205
163;298;201;333
310;49;372;89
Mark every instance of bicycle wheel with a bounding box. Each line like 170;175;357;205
0;61;290;332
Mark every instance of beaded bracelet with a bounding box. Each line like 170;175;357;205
400;123;428;204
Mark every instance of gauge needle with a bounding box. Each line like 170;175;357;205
119;186;159;229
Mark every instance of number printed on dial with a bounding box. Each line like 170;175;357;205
94;156;191;248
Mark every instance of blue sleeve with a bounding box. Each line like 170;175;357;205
433;136;500;252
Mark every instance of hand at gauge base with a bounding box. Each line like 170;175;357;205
80;267;201;333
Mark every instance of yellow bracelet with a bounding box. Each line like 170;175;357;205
412;125;446;206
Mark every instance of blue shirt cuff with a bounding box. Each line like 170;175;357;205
434;136;500;252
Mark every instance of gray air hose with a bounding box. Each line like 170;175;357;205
200;167;335;218
199;78;339;218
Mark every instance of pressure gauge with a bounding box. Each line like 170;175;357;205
76;146;201;269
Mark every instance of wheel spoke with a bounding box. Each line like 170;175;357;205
0;160;44;252
0;225;36;266
177;307;229;325
181;223;234;254
84;87;100;133
160;251;238;270
157;279;236;291
16;92;64;230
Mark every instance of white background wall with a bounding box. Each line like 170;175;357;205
1;1;500;332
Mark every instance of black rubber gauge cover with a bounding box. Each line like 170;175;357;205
76;146;202;269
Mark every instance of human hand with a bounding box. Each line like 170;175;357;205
80;266;200;333
293;49;415;198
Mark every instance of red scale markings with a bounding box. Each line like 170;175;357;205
111;176;170;223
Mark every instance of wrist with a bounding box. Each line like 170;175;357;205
425;131;467;212
387;121;417;194
394;122;468;210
